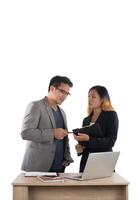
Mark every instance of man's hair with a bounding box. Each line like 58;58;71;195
48;75;73;91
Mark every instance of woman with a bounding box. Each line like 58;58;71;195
74;85;119;172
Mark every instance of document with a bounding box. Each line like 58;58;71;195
37;176;64;183
25;171;57;177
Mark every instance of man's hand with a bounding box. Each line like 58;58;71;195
54;128;68;140
62;160;70;166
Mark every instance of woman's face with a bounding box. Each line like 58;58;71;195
88;89;102;109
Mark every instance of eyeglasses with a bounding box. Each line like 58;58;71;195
56;88;71;96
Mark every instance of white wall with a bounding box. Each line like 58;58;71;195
0;1;138;199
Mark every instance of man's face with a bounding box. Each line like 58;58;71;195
51;83;71;105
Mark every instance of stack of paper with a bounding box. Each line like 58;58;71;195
37;176;64;182
25;171;57;177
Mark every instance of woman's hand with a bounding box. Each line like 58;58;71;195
75;144;85;154
74;133;90;141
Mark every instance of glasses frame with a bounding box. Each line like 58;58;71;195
56;87;71;96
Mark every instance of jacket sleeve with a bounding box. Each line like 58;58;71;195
87;112;119;149
60;108;74;164
64;136;74;163
21;102;54;143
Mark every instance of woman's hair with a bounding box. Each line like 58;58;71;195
87;85;114;114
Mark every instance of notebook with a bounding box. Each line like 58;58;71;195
64;151;120;180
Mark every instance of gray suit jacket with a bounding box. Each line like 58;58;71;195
21;98;73;172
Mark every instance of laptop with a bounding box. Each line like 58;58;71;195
65;151;120;180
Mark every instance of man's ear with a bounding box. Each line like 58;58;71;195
50;85;55;93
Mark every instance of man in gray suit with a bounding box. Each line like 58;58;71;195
21;75;74;172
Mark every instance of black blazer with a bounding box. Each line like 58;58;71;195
79;110;119;172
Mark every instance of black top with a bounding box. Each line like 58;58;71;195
79;111;119;172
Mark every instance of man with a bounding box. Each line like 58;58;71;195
21;75;73;172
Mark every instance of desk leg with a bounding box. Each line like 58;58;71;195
13;186;28;200
124;185;128;200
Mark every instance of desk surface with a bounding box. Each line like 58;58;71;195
12;172;129;186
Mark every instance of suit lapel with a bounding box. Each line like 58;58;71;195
46;106;56;127
43;98;56;127
43;97;67;129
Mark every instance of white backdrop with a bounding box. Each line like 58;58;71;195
0;1;138;199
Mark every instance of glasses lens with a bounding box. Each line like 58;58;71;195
57;88;70;96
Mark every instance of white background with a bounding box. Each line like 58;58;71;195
0;1;138;199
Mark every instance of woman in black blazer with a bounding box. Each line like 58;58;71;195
74;85;119;172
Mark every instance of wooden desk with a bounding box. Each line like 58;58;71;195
12;173;129;200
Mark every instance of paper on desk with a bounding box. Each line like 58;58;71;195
25;171;57;177
37;176;64;182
